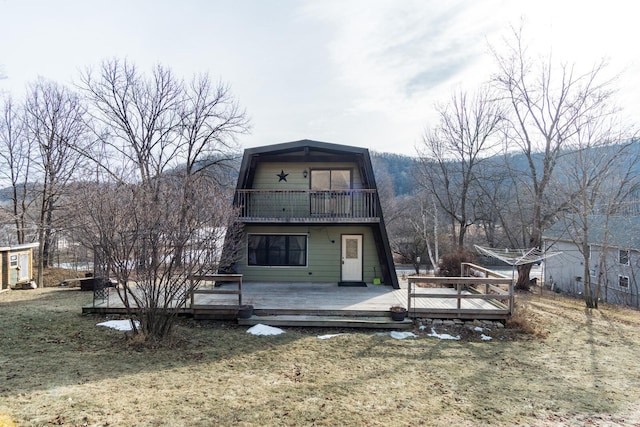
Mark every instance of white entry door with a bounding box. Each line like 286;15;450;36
341;235;363;282
19;253;30;281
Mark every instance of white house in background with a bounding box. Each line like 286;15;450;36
543;215;640;308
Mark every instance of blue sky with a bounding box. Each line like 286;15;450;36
1;0;638;155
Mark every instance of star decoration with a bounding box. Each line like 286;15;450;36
277;169;289;182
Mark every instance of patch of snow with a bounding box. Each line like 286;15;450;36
426;328;460;340
247;324;285;336
474;326;484;332
390;331;417;340
419;325;427;331
96;320;139;331
317;333;347;340
481;334;493;341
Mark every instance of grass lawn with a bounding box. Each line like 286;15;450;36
1;283;639;426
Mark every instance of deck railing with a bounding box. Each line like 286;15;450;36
235;189;379;222
407;263;514;319
189;274;243;307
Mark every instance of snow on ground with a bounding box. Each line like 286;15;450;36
390;331;417;339
96;320;139;331
247;324;285;336
426;328;461;340
317;333;347;340
250;325;493;341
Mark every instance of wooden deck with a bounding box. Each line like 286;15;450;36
83;267;512;328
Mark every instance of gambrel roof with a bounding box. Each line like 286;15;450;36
236;139;379;191
234;139;399;288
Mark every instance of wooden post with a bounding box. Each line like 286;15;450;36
190;276;195;307
509;278;514;314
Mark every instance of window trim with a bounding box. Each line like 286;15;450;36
619;249;630;266
310;168;353;190
619;275;630;289
247;233;308;267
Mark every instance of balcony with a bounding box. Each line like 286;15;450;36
235;189;380;223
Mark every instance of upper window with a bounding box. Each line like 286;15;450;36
619;249;630;266
247;234;307;266
310;169;351;190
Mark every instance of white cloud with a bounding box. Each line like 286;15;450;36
1;0;638;155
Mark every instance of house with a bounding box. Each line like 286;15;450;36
543;215;640;307
0;242;38;291
225;139;399;288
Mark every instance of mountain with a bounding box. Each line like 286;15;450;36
370;151;420;196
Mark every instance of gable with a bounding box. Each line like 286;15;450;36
236;139;377;191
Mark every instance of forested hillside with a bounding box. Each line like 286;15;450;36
370;151;420;196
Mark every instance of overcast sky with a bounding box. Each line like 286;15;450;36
1;0;637;155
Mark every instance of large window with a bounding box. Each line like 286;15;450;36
310;169;351;190
247;234;307;266
310;169;352;216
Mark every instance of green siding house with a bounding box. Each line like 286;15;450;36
228;139;399;288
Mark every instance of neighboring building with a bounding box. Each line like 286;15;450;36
225;139;399;288
543;216;640;307
0;242;38;291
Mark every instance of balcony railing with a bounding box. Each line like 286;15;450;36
235;189;379;222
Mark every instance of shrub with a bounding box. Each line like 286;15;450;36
437;248;477;277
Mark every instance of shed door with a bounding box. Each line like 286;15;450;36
19;253;30;281
341;235;363;282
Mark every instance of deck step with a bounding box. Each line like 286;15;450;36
237;314;414;329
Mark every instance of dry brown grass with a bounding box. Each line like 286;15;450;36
1;285;639;426
506;299;549;338
42;267;89;287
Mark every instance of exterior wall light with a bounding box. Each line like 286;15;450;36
303;170;308;178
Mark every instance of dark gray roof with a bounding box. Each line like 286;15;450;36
544;215;640;250
242;139;369;156
236;139;377;190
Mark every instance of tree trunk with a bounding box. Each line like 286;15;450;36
583;254;597;309
515;263;533;290
42;205;54;268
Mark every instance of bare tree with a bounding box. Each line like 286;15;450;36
80;59;183;183
472;158;510;248
415;195;442;270
418;87;503;248
493;27;617;289
74;173;241;340
553;123;639;307
79;59;248;342
23;79;89;284
0;95;34;244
